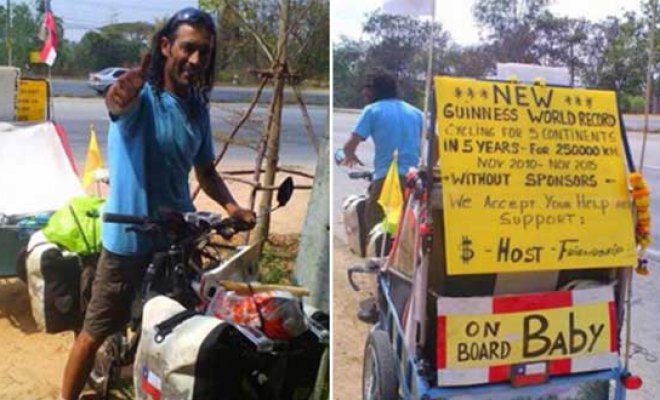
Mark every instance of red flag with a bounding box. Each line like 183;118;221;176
40;6;58;66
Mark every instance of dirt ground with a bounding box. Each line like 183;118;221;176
332;237;374;400
0;167;311;400
331;229;660;400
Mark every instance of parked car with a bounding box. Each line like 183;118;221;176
88;67;128;94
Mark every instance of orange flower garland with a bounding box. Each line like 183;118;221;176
630;172;652;275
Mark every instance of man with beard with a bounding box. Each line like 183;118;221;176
60;8;255;399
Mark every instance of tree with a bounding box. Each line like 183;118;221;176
333;12;451;108
333;37;367;107
472;0;551;63
100;22;153;45
0;3;41;69
534;13;591;85
444;44;496;78
200;0;329;82
581;13;647;95
73;30;143;73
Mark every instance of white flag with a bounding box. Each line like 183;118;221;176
382;0;434;16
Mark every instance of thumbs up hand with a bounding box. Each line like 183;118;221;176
106;53;151;116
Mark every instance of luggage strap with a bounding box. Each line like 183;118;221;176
154;309;200;343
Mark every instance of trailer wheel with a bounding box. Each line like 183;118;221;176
362;330;398;400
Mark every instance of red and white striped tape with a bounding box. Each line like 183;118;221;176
436;286;618;386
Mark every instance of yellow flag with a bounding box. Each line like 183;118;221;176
82;124;104;188
377;156;403;234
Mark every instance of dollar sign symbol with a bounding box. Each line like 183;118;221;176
460;235;475;264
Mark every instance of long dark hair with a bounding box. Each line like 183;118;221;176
147;8;217;108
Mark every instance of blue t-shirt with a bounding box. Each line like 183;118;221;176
102;84;215;255
353;99;423;180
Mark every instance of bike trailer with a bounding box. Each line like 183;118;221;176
136;295;327;400
356;75;645;399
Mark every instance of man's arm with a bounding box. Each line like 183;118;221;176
194;162;255;224
342;132;364;167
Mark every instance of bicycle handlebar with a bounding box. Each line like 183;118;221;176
103;213;149;225
103;211;252;240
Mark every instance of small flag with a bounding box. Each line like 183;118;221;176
140;366;162;400
382;0;434;16
39;1;58;66
378;154;404;234
82;124;104;188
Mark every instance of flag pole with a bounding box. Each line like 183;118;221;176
413;0;436;355
421;0;435;163
48;64;54;121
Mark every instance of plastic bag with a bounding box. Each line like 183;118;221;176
42;196;104;255
207;288;308;339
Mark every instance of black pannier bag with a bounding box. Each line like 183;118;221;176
135;295;326;400
25;231;83;333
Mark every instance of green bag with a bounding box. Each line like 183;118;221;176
42;196;105;255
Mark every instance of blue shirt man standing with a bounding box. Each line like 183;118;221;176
342;70;423;231
60;8;255;399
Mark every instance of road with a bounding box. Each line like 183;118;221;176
332;111;660;252
51;79;329;105
332;110;660;400
54;97;327;170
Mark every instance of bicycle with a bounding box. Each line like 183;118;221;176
88;178;329;399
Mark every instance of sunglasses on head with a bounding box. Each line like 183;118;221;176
167;7;215;32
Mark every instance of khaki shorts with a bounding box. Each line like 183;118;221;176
82;249;151;340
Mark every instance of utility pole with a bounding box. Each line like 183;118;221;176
641;0;657;169
294;117;329;312
5;0;11;66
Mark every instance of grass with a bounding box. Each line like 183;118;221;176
257;234;300;285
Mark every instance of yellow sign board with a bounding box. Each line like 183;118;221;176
435;76;637;275
30;51;42;64
16;79;48;122
440;300;613;369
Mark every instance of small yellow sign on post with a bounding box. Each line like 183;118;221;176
16;78;48;122
435;76;637;275
29;51;42;64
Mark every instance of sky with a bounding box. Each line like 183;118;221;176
332;0;644;46
43;0;198;42
19;0;644;44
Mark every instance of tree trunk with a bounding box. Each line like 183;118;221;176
251;0;289;248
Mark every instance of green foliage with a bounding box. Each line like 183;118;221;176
73;30;144;73
257;240;296;285
630;95;647;113
334;12;450;109
0;1;152;77
581;13;647;95
334;0;657;108
333;38;368;107
0;3;41;69
201;0;329;83
473;0;551;63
